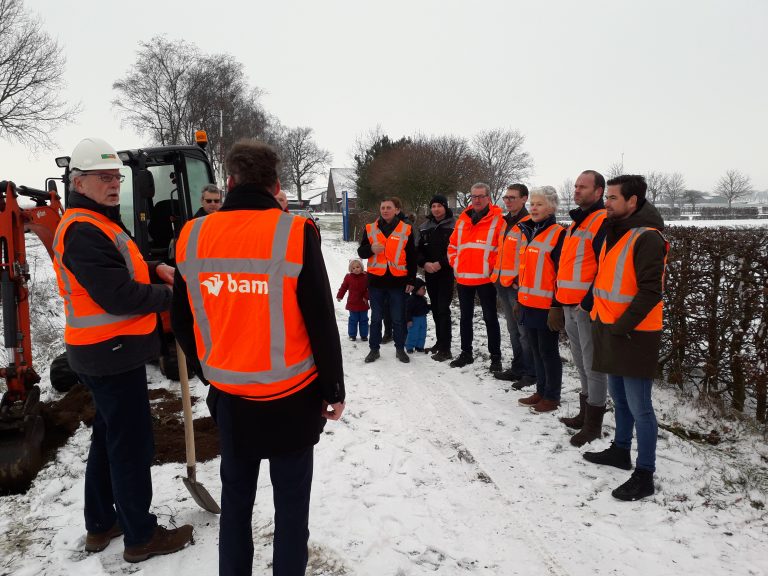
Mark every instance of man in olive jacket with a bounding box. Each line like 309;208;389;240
583;174;668;502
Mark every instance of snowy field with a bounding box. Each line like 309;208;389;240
1;212;767;576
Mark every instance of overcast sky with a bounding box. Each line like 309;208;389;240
2;0;766;194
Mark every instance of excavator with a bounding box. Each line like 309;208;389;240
0;132;216;492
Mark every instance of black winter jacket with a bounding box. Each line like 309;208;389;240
60;191;171;376
406;293;430;321
172;183;345;457
417;212;455;274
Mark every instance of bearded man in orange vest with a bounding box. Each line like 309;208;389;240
172;139;345;575
54;138;193;561
554;170;609;447
448;183;504;372
583;175;668;502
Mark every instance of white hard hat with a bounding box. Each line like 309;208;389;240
69;137;124;171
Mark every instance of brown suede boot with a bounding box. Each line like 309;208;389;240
123;525;194;563
570;403;606;447
559;393;587;429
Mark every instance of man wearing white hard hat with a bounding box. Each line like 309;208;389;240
52;137;193;562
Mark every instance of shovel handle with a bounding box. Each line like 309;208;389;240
176;342;196;469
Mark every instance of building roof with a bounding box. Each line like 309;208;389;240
329;168;357;199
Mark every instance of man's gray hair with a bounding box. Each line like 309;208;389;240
70;169;84;192
201;184;220;196
470;182;491;195
529;186;559;209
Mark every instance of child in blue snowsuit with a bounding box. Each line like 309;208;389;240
405;277;430;353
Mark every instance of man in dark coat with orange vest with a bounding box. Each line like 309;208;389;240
172;139;345;575
583;174;668;502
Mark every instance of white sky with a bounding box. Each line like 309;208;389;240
2;0;767;193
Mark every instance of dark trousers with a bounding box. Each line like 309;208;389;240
525;325;563;401
425;269;454;353
456;282;501;358
78;366;157;547
216;392;314;576
369;286;406;349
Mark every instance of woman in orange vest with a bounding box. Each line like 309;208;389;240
358;197;417;364
516;186;566;413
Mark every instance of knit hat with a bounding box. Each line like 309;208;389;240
412;277;426;292
429;194;449;211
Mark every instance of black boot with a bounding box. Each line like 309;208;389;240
559;393;587;429
431;349;453;362
583;442;632;470
395;348;410;363
612;469;654;501
489;356;502;373
493;367;522;381
449;351;474;368
570;403;606;447
364;349;380;363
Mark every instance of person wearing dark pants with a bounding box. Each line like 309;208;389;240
367;286;406;353
173;139;345;575
417;194;455;361
584;175;668;501
455;282;502;363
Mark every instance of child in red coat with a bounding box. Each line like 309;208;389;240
337;259;369;341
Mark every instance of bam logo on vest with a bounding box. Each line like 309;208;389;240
201;273;269;296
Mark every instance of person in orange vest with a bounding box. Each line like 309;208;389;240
53;137;193;561
583;175;668;501
358;197;417;363
172;139;346;575
491;184;536;388
554;170;609;447
516;186;566;413
448;183;504;371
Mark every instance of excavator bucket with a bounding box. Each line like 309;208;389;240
0;385;45;493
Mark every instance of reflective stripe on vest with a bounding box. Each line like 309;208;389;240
517;224;564;309
52;209;156;344
176;211;317;400
491;215;531;286
591;226;667;331
556;209;606;304
452;215;500;282
365;220;410;276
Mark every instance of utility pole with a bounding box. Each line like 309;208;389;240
219;110;225;191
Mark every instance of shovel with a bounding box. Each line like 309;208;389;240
176;342;221;514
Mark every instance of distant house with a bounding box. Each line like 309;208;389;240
323;168;357;212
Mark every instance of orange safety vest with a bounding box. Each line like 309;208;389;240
365;220;411;277
555;209;607;304
490;214;531;287
176;209;317;401
52;209;157;345
591;227;668;331
448;205;503;286
517;223;565;309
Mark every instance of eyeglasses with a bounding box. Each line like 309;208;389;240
204;199;221;204
502;196;521;201
470;194;487;200
84;173;125;184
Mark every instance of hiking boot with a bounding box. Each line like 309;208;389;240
449;352;474;368
560;393;588;429
583;442;632;470
532;398;560;413
85;522;123;553
493;368;522;382
512;375;536;390
612;469;655;501
570;403;606;447
489;356;502;373
518;392;541;406
361;336;368;341
364;350;380;363
396;348;410;363
381;333;393;344
431;350;453;362
123;524;194;563
349;336;357;341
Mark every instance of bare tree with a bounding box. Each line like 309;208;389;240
0;0;79;148
471;128;533;204
645;171;668;203
663;172;686;209
682;189;707;212
279;126;332;202
558;178;574;213
715;169;753;209
606;160;625;180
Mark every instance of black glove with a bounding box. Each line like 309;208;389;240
547;307;565;332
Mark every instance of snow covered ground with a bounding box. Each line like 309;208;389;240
1;213;767;576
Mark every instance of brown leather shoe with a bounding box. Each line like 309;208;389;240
518;392;541;406
123;524;194;563
85;522;123;552
532;398;560;413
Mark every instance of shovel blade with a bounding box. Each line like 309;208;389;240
183;475;221;514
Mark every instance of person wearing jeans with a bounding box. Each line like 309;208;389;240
583;174;668;502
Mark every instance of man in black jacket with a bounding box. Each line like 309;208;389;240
193;183;222;218
417;194;455;361
54;137;193;562
172;139;345;576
